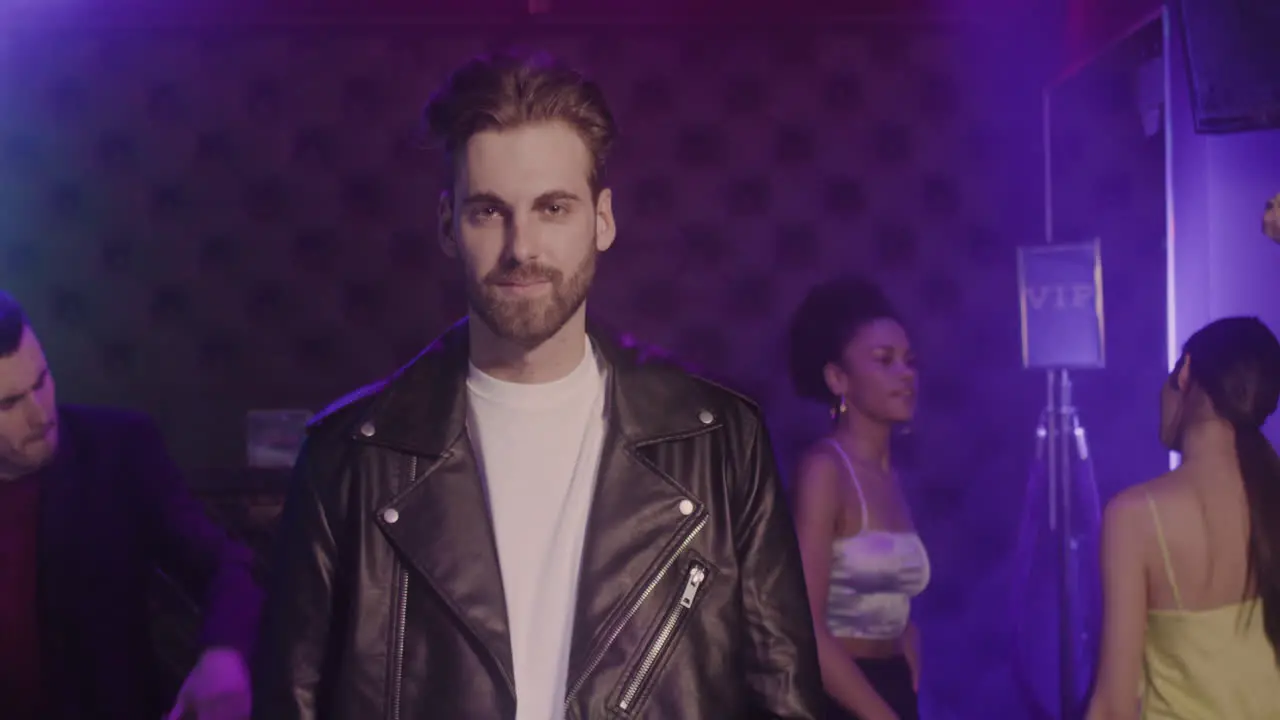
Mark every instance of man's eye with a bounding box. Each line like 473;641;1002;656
544;204;565;216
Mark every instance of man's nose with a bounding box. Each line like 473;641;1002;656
22;397;51;431
503;215;542;263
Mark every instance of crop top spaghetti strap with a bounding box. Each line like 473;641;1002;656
1140;491;1280;719
823;439;930;640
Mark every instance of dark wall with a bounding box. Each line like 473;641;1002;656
1;22;1048;716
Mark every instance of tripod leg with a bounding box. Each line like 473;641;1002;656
1058;372;1077;720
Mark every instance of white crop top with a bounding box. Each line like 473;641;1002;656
823;439;930;640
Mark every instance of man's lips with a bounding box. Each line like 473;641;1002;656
492;280;551;295
25;424;55;444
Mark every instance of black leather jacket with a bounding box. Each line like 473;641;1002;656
253;321;823;719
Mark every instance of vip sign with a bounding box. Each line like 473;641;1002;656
1025;283;1097;311
1017;240;1106;369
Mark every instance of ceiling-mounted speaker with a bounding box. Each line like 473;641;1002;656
1174;0;1280;134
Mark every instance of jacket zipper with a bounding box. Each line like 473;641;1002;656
389;456;416;720
563;514;707;717
616;561;708;711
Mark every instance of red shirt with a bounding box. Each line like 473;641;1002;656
0;472;43;720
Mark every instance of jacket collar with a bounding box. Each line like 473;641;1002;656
348;317;721;459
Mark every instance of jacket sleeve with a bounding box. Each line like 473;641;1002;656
132;416;262;660
736;413;826;719
252;434;343;720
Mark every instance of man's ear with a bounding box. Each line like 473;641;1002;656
438;191;457;258
594;187;616;253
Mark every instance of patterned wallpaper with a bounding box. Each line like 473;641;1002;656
0;20;1161;717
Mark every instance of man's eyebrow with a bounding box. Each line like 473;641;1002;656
534;190;583;204
461;190;584;207
0;367;46;405
460;191;510;208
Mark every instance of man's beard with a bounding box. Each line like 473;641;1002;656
466;245;597;348
0;425;58;481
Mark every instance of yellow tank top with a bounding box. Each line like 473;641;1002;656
1142;493;1280;719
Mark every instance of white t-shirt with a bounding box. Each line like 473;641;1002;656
465;339;607;720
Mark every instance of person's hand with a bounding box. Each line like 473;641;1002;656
166;647;251;720
1264;193;1280;241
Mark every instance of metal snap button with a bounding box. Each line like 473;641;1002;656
678;499;695;516
382;508;399;524
359;421;376;437
697;410;714;425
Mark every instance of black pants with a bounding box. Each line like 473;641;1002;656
825;655;918;720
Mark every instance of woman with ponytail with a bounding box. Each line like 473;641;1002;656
1087;316;1280;720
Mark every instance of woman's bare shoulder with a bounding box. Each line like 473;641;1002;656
1101;470;1187;551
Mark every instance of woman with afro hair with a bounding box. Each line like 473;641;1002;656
786;275;928;720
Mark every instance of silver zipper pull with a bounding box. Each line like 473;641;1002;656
679;566;707;608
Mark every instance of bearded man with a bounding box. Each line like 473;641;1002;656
252;51;822;720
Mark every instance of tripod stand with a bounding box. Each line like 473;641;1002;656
1035;369;1102;720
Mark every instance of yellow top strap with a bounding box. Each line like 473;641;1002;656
1145;490;1185;611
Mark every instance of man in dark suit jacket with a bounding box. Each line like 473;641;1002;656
0;290;261;720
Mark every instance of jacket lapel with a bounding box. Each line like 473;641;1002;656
376;432;515;691
349;321;515;691
35;425;86;699
564;331;719;691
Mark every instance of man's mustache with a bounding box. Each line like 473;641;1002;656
485;264;561;285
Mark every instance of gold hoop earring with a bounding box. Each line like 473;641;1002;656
830;397;848;419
